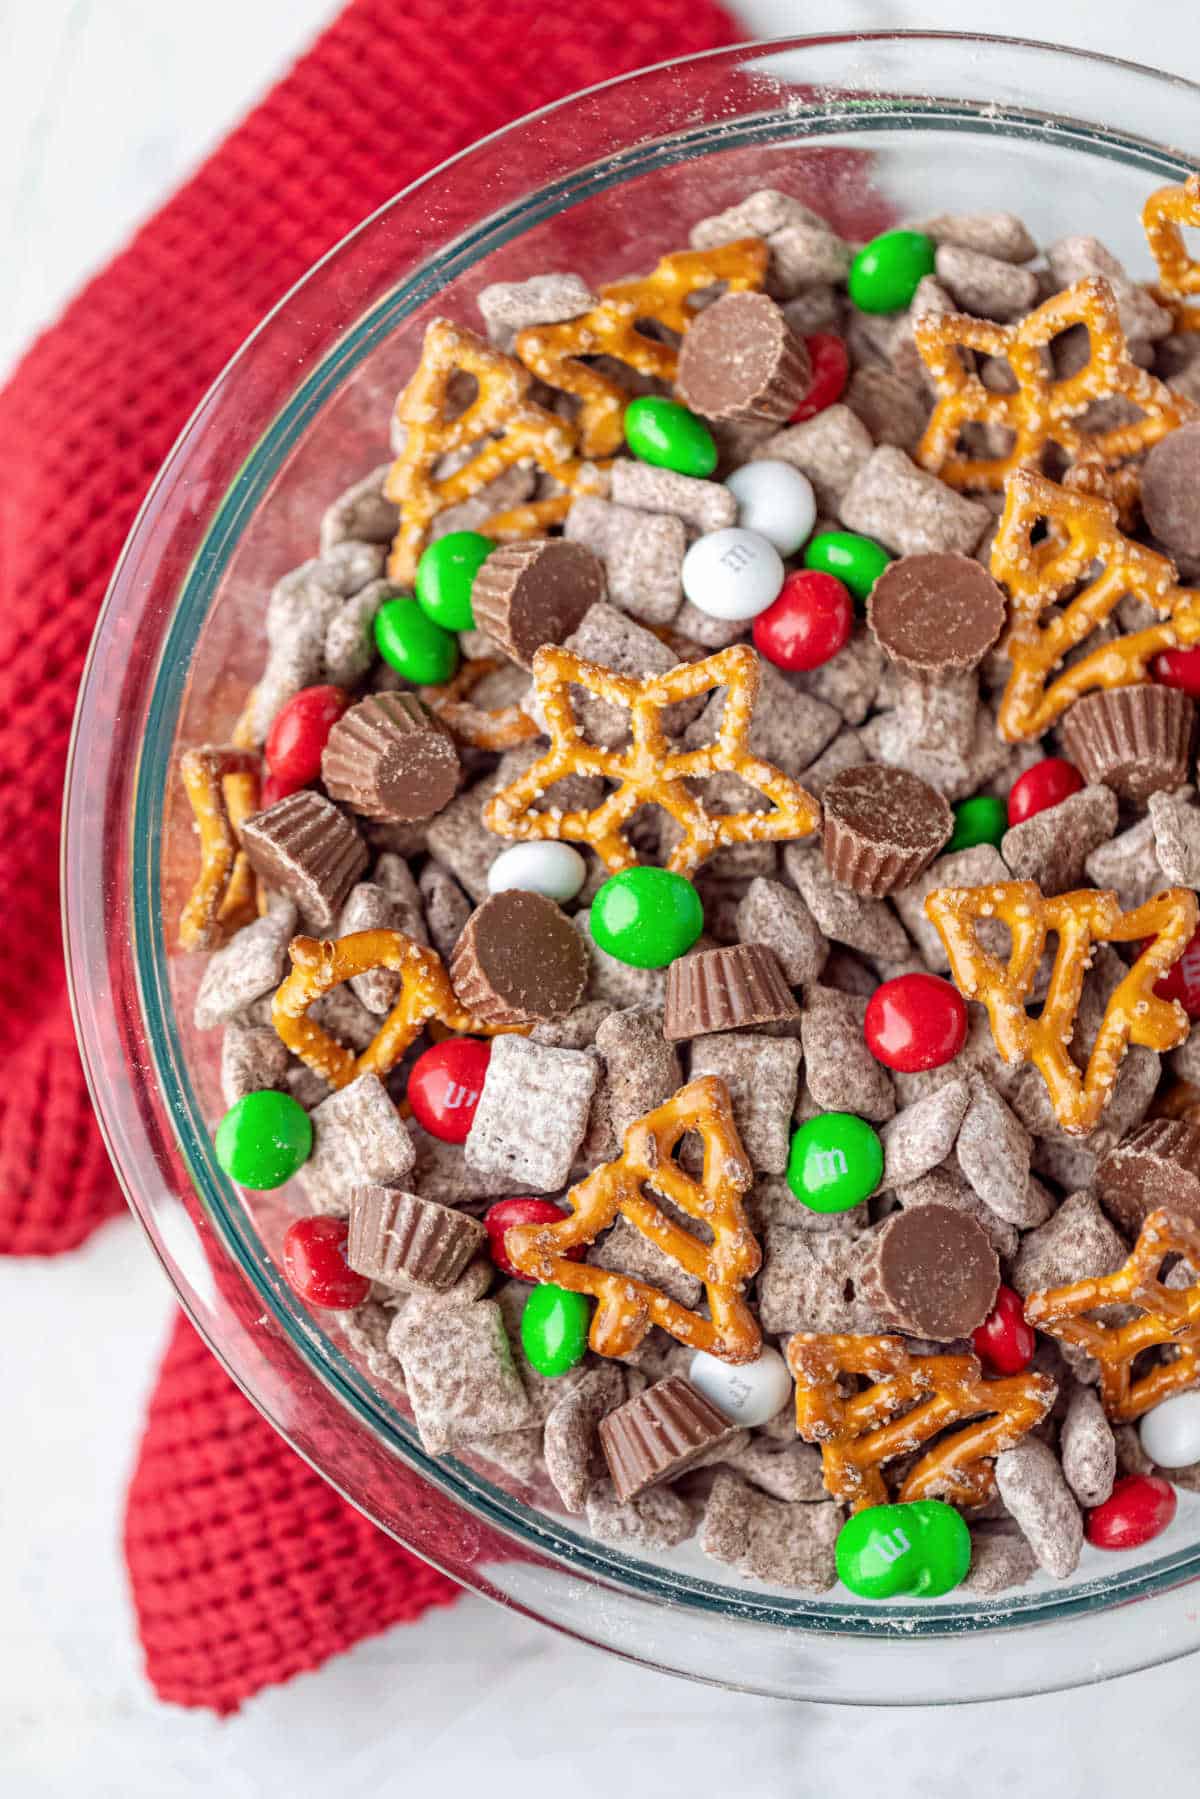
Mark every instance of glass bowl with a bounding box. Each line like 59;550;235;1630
65;33;1200;1703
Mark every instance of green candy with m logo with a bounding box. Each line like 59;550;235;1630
836;1500;971;1599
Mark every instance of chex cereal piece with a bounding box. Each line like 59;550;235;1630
800;986;895;1124
794;732;870;802
387;1292;531;1455
193;903;296;1030
424;764;512;902
953;1074;1039;1226
418;862;472;961
1046;234;1173;345
465;1035;598;1192
337;1299;407;1395
1000;785;1118;895
588;1215;703;1309
781;286;842;336
586;1481;695;1551
563;494;683;627
919;211;1037;263
543;1365;629;1511
934;244;1039;322
879;1077;970;1190
574;909;666;1010
735;875;827;986
608;460;736;536
1010;1190;1128;1298
338;882;407;1015
249;567;346;742
477;271;596;351
532;1001;611;1050
319;464;399;554
894;1166;1018;1263
994;1439;1083;1579
758;1230;883;1336
690;188;852;295
684;655;840;776
748;1175;862;1238
840;446;991;557
299;1072;415;1215
594;1007;681;1142
726;1437;826;1503
699;1469;840;1590
1148;788;1200;886
323;579;390;689
554;600;698;747
797;634;885;728
220;1020;289;1107
374;853;429;940
783;844;910;961
844;364;929;452
690;1032;802;1175
757;405;874;514
962;1525;1039;1596
1084;813;1164;910
890;845;1010;971
1059;1383;1117;1508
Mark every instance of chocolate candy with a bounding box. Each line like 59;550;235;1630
835;1499;970;1598
415;530;493;631
374;595;459;685
724;459;816;556
240;789;367;931
1085;1475;1177;1551
215;1089;313;1190
866;552;1006;678
861;1202;999;1338
487;842;587;904
470;538;605;668
405;1038;491;1143
1142;421;1200;562
972;1285;1036;1376
590;867;704;969
821;763;952;897
1007;757;1083;826
802;530;891;601
675;291;812;424
689;1345;793;1429
623;396;718;477
1059;686;1196;804
282;1216;370;1308
786;1111;882;1213
265;684;350;793
864;972;967;1073
1095;1117;1200;1236
450;889;589;1027
662;942;799;1041
321;693;461;823
1139;1392;1200;1469
849;229;937;312
520;1283;592;1377
598;1375;737;1503
347;1185;487;1290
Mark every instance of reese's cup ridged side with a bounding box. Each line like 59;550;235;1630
450;888;589;1026
821;763;953;897
321;692;460;823
1059;685;1196;805
240;789;368;931
662;941;799;1041
347;1185;487;1290
470;538;605;669
1095;1118;1200;1237
598;1376;737;1503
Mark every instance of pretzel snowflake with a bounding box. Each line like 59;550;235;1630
1143;173;1200;333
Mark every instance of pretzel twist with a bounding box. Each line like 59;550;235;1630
271;928;524;1090
483;642;821;877
925;881;1197;1136
179;746;261;951
419;656;537;751
1026;1208;1200;1421
1143;173;1200;332
786;1333;1055;1512
505;1074;762;1364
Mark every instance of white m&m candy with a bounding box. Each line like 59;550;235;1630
1139;1391;1200;1468
725;459;817;557
486;842;587;904
689;1344;792;1427
681;526;785;621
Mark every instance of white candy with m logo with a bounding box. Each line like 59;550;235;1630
689;1344;793;1428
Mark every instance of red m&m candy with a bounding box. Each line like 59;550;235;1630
282;1216;370;1309
864;973;967;1073
407;1038;491;1143
1007;757;1084;826
1153;923;1200;1019
1085;1475;1177;1550
265;684;350;794
972;1284;1036;1376
484;1198;584;1281
752;570;853;672
1153;647;1200;698
789;333;849;423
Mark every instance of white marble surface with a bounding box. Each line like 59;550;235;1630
6;2;1200;1793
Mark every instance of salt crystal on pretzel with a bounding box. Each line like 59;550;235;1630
1143;173;1200;334
178;746;261;951
925;880;1197;1136
989;469;1200;742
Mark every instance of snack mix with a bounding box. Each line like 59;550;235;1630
182;174;1200;1599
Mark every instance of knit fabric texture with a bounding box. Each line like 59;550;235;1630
0;0;738;1709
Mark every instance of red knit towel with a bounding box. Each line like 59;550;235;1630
0;0;739;1709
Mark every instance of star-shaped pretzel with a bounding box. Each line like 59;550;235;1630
383;319;604;585
483;643;821;877
786;1333;1055;1512
504;1074;761;1364
925;882;1197;1136
178;746;261;951
990;469;1200;741
914;275;1196;492
272;928;524;1089
1026;1208;1200;1421
514;239;769;458
1144;173;1200;333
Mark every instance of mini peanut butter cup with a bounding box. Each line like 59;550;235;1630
821;763;953;897
449;889;588;1027
321;693;461;823
1095;1118;1200;1237
662;942;798;1042
1059;685;1196;804
598;1376;739;1503
675;292;812;424
859;1203;999;1340
240;789;367;931
347;1185;487;1291
470;539;606;669
866;552;1007;678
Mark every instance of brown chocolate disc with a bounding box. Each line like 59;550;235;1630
347;1185;486;1290
1142;421;1200;562
470;538;606;669
821;763;953;897
321;693;461;823
863;1203;999;1340
662;942;799;1042
1095;1118;1200;1237
598;1376;738;1503
449;889;588;1026
240;789;367;932
1059;685;1196;804
675;292;812;424
866;552;1007;677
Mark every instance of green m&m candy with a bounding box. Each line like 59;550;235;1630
624;396;718;478
521;1283;591;1377
787;1111;882;1213
414;530;492;632
214;1090;312;1190
590;867;704;969
802;531;891;602
836;1500;971;1599
374;596;459;685
848;229;937;314
948;793;1008;853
